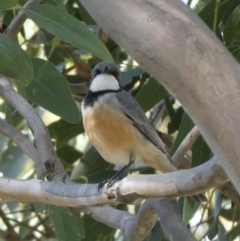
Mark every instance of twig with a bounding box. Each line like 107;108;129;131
70;82;89;95
5;0;43;39
172;125;200;168
193;190;214;235
66;49;91;79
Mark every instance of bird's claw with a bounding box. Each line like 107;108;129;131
98;176;120;192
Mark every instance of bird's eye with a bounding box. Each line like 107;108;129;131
111;70;119;79
93;69;101;77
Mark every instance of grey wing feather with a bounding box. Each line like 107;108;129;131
115;90;170;158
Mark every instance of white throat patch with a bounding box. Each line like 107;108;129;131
90;74;120;92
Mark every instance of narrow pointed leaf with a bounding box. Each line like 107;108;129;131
223;6;240;45
192;135;212;167
170;113;194;156
48;119;84;147
49;205;85;241
18;58;81;123
135;77;167;112
0;34;33;85
23;4;113;62
0;0;19;10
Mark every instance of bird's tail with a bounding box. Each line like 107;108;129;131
144;155;208;203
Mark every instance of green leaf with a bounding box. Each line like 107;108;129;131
0;34;33;85
135;77;167;112
208;221;219;239
183;197;198;225
219;207;240;221
198;0;233;29
0;0;19;10
227;222;240;240
82;216;114;241
19;203;34;239
33;203;46;214
170;113;194;156
49;205;85;241
41;0;66;11
57;146;82;165
120;67;145;86
223;6;240;45
0;146;29;178
214;190;222;219
165;97;184;134
218;223;228;241
192;135;212;167
48;36;61;60
17;58;81;124
23;4;113;62
71;146;109;182
48;119;84;147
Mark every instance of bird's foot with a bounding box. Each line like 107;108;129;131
98;174;125;191
98;159;135;192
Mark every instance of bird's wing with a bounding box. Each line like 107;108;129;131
115;90;170;158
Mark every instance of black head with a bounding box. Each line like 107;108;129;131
91;62;120;81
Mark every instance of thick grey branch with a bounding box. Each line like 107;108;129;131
0;157;227;208
5;0;42;39
152;199;196;241
115;156;227;203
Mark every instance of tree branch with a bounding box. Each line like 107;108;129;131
5;0;42;39
0;157;227;207
172;125;200;168
152;199;196;241
0;117;44;176
79;0;240;194
0;74;66;180
87;202;158;241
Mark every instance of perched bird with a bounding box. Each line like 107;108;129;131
81;62;206;203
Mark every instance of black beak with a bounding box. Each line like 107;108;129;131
103;64;109;74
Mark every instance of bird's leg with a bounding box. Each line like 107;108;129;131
98;154;135;191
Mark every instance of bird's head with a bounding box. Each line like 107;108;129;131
89;62;121;92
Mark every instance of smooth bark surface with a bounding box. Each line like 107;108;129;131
79;0;240;193
0;157;227;207
152;200;196;241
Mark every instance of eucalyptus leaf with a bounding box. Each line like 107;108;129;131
192;135;212;167
135;77;167;112
170;113;194;156
17;58;81;124
48;119;84;147
49;205;85;241
23;4;113;62
0;146;29;178
0;34;33;85
223;6;240;45
183;197;198;225
0;0;19;10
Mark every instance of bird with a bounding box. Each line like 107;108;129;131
81;62;207;203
